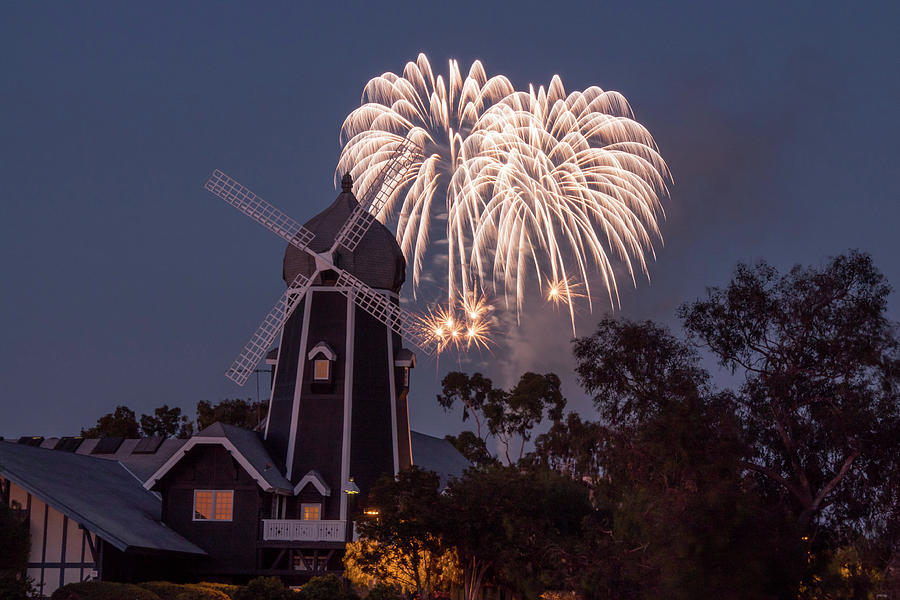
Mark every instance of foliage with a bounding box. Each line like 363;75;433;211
196;583;242;599
345;540;460;598
572;318;804;598
444;431;497;468
52;581;162;600
139;581;231;600
299;574;357;600
0;501;30;572
0;573;38;600
81;405;140;437
438;371;566;463
527;412;604;484
436;372;499;439
443;466;593;600
351;467;459;599
233;577;291;600
799;545;885;600
679;251;900;538
362;583;403;600
196;398;268;431
139;405;193;438
484;372;566;463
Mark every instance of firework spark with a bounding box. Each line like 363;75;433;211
418;293;492;354
338;53;670;332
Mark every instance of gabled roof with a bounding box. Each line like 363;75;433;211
307;341;336;361
143;423;291;494
410;431;471;489
293;469;331;496
0;442;205;555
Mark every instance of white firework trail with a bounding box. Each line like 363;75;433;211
337;53;670;334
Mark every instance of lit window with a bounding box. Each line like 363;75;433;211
193;490;233;521
301;503;321;520
313;359;330;381
193;490;212;520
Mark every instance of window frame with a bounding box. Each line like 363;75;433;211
313;358;331;382
192;489;234;522
301;502;322;521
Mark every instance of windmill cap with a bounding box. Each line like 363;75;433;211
282;185;406;293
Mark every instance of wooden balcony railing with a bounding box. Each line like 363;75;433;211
261;519;346;542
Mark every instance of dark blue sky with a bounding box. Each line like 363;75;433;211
2;2;898;440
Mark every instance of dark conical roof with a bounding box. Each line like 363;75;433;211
283;179;406;293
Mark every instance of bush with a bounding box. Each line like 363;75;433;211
364;583;403;600
140;581;231;600
196;582;242;599
0;503;30;572
300;575;358;600
0;573;38;600
51;581;161;600
234;577;292;600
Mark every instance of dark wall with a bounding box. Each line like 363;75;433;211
349;307;395;507
289;290;348;519
267;286;416;518
395;385;412;471
267;295;308;471
158;444;262;576
100;542;191;584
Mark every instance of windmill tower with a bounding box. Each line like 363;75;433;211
203;140;433;522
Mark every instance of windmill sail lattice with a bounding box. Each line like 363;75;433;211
205;138;432;386
205;170;316;252
335;137;417;252
225;272;312;385
334;270;436;353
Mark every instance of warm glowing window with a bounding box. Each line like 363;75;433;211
193;490;233;521
313;359;330;381
301;503;321;520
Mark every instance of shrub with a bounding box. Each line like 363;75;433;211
234;577;292;600
196;582;242;599
365;583;403;600
138;582;185;600
300;575;358;600
0;502;30;572
183;584;233;600
51;581;161;600
140;581;231;600
0;573;38;600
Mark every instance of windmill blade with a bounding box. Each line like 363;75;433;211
205;169;316;253
226;272;314;385
334;269;436;355
334;137;419;252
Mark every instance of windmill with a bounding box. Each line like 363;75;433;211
202;138;432;522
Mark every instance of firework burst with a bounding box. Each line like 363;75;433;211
338;53;670;333
417;293;492;354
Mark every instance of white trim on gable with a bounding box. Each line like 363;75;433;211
293;470;332;497
307;342;336;361
142;438;291;494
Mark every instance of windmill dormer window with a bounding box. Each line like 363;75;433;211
313;359;330;381
307;342;336;385
394;348;416;390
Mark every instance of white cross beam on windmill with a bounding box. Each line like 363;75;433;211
203;137;434;386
